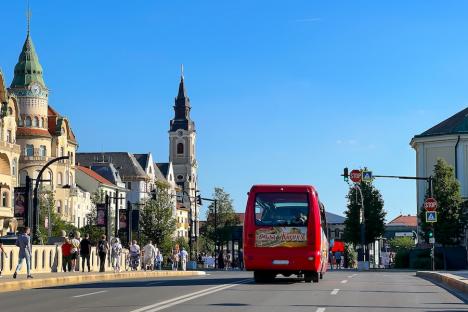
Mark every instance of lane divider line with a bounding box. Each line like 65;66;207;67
130;279;251;312
330;288;339;295
316;308;326;312
73;290;107;298
340;280;348;284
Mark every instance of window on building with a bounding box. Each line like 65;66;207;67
19;171;27;186
127;182;131;190
33;117;39;127
58;172;63;185
177;143;184;155
335;228;340;239
6;130;11;143
12;158;17;176
39;145;47;157
57;200;62;214
2;192;8;207
77;217;80;228
25;144;34;156
25;116;32;127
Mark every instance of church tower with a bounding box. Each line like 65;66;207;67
169;67;198;235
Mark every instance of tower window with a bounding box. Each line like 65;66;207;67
2;192;8;207
177;175;184;181
33;117;39;127
177;143;184;155
25;116;32;127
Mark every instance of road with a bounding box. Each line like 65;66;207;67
0;271;466;312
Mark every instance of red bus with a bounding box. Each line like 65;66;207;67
243;185;329;283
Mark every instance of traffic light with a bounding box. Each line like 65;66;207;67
343;167;349;182
428;229;433;238
196;195;202;205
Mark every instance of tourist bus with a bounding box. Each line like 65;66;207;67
243;185;329;283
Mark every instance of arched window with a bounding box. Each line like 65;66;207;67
56;200;62;214
12;158;17;176
25;116;32;127
39;118;43;128
25;144;34;156
20;170;27;186
177;143;184;155
47;171;53;186
58;172;63;185
2;192;8;207
33;117;39;127
39;145;46;157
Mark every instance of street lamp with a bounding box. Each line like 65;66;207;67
32;155;69;244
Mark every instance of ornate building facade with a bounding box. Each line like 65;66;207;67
9;27;78;223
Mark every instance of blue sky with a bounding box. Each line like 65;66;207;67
1;1;467;221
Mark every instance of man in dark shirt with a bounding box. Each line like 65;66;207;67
13;227;32;279
80;234;92;272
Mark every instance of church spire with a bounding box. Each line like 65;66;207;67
170;65;195;132
10;4;45;89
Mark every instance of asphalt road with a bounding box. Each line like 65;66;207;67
0;271;466;312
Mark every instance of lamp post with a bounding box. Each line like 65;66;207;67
32;155;69;244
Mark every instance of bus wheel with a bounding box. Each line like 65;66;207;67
312;272;319;283
254;271;274;283
304;272;313;283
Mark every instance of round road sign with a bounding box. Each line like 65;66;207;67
424;197;437;211
350;170;362;183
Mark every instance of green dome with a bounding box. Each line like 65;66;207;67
10;33;45;88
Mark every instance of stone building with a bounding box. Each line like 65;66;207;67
9;26;78;223
0;71;22;235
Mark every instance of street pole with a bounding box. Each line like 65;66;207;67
32;155;69;244
354;185;366;264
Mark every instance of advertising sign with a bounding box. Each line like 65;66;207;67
96;203;107;226
119;209;127;229
255;227;307;247
14;187;27;219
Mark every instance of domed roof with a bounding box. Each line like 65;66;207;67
10;32;45;89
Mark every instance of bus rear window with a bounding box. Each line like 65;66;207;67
254;192;309;226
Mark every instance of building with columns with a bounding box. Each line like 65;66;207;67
9;25;78;223
169;71;199;237
0;71;22;235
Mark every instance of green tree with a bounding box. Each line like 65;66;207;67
80;189;105;244
388;236;415;252
419;158;465;246
38;187;76;244
343;180;386;245
204;187;239;246
140;181;176;246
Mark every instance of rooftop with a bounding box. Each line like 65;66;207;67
387;215;417;227
76;165;115;187
414;107;468;138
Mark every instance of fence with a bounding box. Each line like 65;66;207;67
0;245;128;275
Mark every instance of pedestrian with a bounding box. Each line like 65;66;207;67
79;234;91;272
329;249;333;270
155;249;163;270
61;238;72;272
97;235;109;272
70;234;80;272
226;251;232;270
111;238;122;273
152;244;160;270
0;237;8;278
238;249;244;270
179;247;188;271
172;249;179;271
335;251;342;269
129;240;141;270
13;227;33;279
143;241;156;270
218;251;224;270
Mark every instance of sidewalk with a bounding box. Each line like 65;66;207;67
0;270;206;293
416;271;468;296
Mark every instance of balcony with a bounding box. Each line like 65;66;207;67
0;141;21;154
20;148;50;163
0;206;13;218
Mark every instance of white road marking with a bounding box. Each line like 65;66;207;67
73;290;107;298
330;288;339;295
352;273;357;277
130;279;250;312
316;308;326;312
340;280;348;284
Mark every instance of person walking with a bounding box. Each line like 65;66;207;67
179;247;188;271
61;238;72;272
143;241;156;270
0;237;7;278
79;234;92;272
155;249;163;270
129;240;141;270
70;234;80;272
111;238;122;272
335;251;342;269
13;227;32;279
97;235;109;272
172;249;179;271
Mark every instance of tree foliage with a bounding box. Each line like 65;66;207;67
343;180;386;245
419;158;465;246
388;236;414;252
140;181;176;246
204;187;239;245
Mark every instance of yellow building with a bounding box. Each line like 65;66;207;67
0;71;22;235
9;26;78;223
176;203;189;240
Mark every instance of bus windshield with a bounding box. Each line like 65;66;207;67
255;192;309;226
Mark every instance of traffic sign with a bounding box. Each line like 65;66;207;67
429;237;435;244
424;198;437;211
350;170;362;183
426;211;437;223
362;171;373;182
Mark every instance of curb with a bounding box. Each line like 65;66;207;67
0;270;206;293
416;271;468;295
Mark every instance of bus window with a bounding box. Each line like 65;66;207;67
254;193;309;226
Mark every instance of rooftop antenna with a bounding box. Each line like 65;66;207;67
26;0;31;35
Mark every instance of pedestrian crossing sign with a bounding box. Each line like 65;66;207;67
426;211;437;223
362;171;373;182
